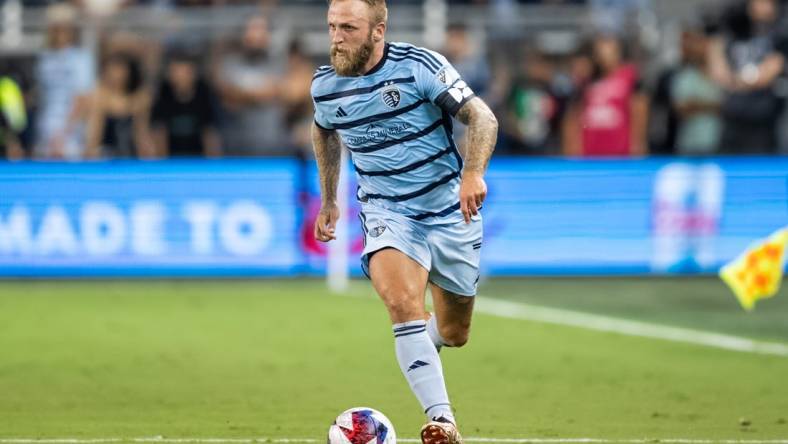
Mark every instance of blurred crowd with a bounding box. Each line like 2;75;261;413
1;0;787;160
1;1;316;160
492;0;788;156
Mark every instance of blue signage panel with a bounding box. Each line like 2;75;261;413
0;160;302;276
480;158;787;274
0;157;785;277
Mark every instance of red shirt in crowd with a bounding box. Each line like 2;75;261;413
580;64;639;156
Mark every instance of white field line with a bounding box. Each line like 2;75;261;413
1;438;788;444
474;297;788;357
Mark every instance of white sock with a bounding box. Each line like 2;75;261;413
393;320;455;424
426;313;446;351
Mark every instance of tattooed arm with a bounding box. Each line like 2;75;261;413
312;121;343;242
454;96;498;223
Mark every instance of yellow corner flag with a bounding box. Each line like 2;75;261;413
720;227;788;311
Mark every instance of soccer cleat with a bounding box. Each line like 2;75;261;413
420;417;462;444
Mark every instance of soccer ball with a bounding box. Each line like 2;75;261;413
327;407;396;444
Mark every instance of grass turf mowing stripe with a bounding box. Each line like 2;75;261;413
475;297;788;357
3;281;787;439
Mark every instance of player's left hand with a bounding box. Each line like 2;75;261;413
459;171;487;224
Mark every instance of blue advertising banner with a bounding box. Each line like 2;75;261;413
0;157;785;277
0;160;302;276
479;158;787;274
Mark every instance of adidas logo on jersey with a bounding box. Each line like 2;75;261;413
336;106;348;118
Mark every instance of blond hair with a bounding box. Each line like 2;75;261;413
328;0;388;24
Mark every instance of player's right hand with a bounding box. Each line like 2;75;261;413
315;203;340;242
459;171;487;224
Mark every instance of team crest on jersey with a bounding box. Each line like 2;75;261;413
370;224;387;238
381;86;401;108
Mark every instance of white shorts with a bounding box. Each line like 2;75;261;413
359;203;483;296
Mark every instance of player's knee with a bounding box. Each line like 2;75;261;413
376;282;424;321
377;281;420;305
439;324;470;348
446;331;470;348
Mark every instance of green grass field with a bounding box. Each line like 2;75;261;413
0;278;787;443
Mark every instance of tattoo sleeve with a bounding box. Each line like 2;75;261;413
311;121;343;205
454;97;498;174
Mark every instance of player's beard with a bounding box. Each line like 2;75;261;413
330;31;374;76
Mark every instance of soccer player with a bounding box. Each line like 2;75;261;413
311;1;497;443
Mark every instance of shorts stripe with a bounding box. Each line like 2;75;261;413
357;213;367;247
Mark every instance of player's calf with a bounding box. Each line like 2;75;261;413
429;285;474;349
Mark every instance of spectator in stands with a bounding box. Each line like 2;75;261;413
442;23;493;151
279;39;315;157
561;34;649;157
151;50;222;157
85;53;155;158
589;0;652;34
649;64;680;155
500;47;560;155
212;14;288;156
709;0;788;154
670;26;723;155
443;23;491;98
33;2;95;160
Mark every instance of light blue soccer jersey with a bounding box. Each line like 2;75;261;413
311;42;476;223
